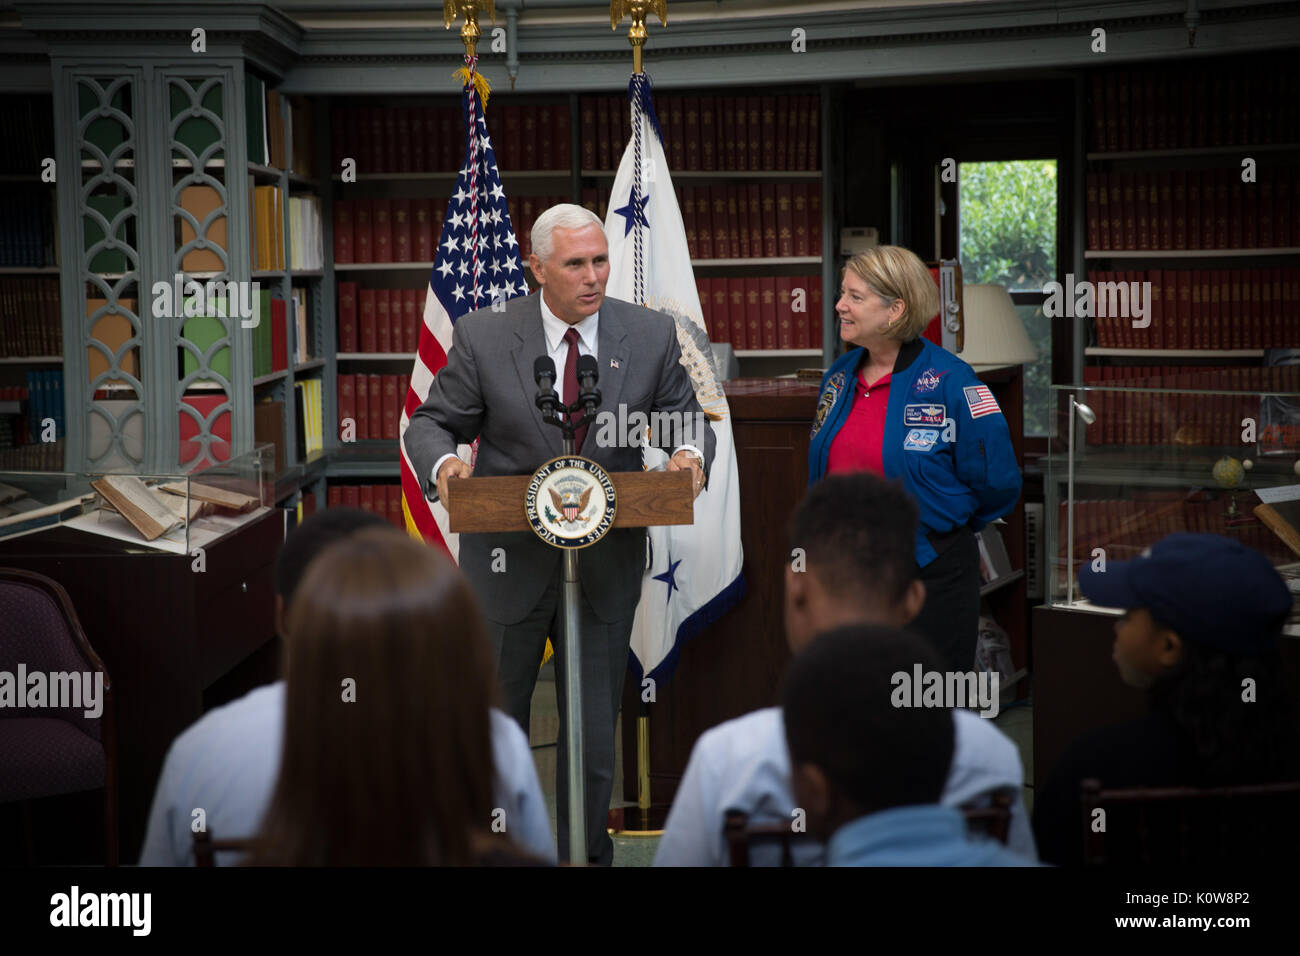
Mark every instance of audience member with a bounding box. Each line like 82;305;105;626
783;624;1035;866
653;472;1034;865
1033;533;1300;866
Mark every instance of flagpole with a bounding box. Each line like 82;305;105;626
612;0;669;835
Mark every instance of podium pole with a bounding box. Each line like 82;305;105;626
560;435;588;864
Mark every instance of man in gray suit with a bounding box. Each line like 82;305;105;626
403;203;716;864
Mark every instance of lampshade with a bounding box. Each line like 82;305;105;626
958;284;1037;372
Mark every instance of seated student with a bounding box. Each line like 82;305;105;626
653;472;1034;866
784;625;1035;866
1033;533;1300;866
139;509;554;866
251;526;532;865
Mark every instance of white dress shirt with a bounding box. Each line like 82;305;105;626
429;292;702;494
652;706;1038;866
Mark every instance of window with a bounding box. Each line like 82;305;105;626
958;160;1057;437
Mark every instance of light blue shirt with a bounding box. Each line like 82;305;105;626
653;706;1037;866
827;804;1038;867
138;681;555;865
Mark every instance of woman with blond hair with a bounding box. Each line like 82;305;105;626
807;245;1022;671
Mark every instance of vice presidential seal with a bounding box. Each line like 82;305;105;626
525;456;617;549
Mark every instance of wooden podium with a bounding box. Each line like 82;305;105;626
444;463;695;863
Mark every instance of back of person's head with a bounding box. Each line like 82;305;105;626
782;624;952;839
273;506;389;602
254;526;499;866
785;473;922;649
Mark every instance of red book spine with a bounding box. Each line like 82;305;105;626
728;278;747;349
368;108;384;173
694;187;712;260
666;96;684;171
580;97;597;170
760;96;776;171
383;108;398;174
383;374;399;440
684;96;700;171
761;185;778;258
1149;269;1164;352
776;277;795;349
372;198;392;263
522;103;538;170
745;279;762;349
1214;171;1229;249
354;198;373;264
760;277;777;349
710;188;728;260
439;108;455;172
375;289;391;353
747;97;762;172
809;184;822;257
774;95;790;171
1251;268;1262;350
381;485;398;529
392;199;411;263
747;184;763;259
343;485;359;509
1261;268;1273;348
1229;179;1244;248
538;105;554;170
1122;172;1137;250
338;374;355;441
681;187;697;258
1243;172;1259;249
396;106;412;173
776;184;794;258
555;102;571;168
354;373;369;440
359;484;374;513
700;96;716;172
596;96;612;170
1086;173;1101;251
1096;172;1111;250
1171;171;1187;250
413;198;433;262
1110;174;1125;250
1277;171;1292;248
809;277;823;349
1116;70;1131;151
1136;172;1150;250
793;185;810;257
410;106;426;172
402;288;418;353
334;199;354;264
337;281;358;353
1191;268;1204;349
696;277;711;338
367;375;382;441
328;485;342;508
359;288;377;353
711;279;729;344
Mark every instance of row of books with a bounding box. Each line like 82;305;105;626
1085;168;1298;252
0;440;63;471
0;278;61;357
2;188;59;268
180;288;313;383
336;283;421;354
1088;62;1300;153
697;276;824;351
333;198;446;265
327;483;407;531
245;75;316;177
579;94;821;172
682;183;821;260
337;374;403;441
484;104;573;172
294;378;324;459
1058;497;1294;572
328;106;516;175
1088;268;1299;350
1079;364;1300;448
0;95;55;175
287;195;325;271
250;183;285;272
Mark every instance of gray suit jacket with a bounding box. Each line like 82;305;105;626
403;292;717;625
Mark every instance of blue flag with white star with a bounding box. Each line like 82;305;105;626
604;73;746;685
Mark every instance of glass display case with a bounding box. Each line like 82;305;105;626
1046;383;1300;635
0;443;273;555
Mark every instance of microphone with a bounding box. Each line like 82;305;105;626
576;354;600;422
534;356;559;421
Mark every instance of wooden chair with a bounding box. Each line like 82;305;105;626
1080;777;1300;866
192;830;256;867
724;791;1014;867
0;568;117;866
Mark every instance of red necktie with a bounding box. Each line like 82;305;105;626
562;327;589;454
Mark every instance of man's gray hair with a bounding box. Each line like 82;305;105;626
531;203;605;263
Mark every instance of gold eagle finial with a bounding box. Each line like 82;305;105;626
610;1;668;73
444;0;497;59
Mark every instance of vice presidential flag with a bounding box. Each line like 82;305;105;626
400;71;528;557
604;73;746;684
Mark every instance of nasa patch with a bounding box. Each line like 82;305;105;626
913;368;947;395
811;371;846;438
903;403;946;426
903;428;941;452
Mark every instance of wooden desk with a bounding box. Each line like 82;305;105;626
0;509;283;862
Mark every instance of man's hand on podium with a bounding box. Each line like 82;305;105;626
436;456;473;504
667;449;706;499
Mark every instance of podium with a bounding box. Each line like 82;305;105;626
444;463;695;863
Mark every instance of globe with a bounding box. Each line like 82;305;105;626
1212;456;1245;490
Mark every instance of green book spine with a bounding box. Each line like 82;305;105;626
244;73;267;166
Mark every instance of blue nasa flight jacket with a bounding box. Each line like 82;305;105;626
808;336;1023;568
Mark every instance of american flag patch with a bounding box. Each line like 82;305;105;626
963;385;1001;419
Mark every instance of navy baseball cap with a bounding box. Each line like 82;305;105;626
1078;533;1294;656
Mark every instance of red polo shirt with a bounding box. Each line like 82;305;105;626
826;366;891;476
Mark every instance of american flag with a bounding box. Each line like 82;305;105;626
399;80;527;556
963;384;1002;419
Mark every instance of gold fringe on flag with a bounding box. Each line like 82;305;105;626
453;66;492;108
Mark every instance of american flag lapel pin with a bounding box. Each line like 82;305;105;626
610;358;620;369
